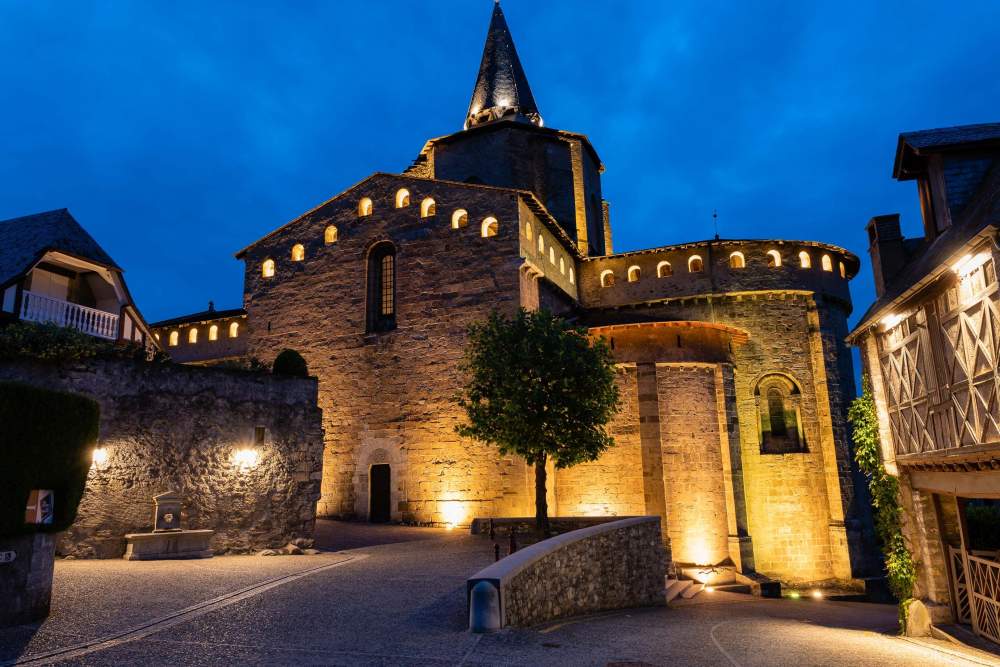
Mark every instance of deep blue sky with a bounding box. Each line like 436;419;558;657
2;1;999;332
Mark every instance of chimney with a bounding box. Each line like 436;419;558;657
866;214;907;298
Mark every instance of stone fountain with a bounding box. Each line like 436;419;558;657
123;491;214;560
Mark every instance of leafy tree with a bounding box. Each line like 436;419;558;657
456;308;621;535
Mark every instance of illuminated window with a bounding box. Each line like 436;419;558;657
569;267;575;284
169;331;179;346
600;270;615;287
420;197;436;217
688;255;704;273
452;209;468;229
291;244;305;261
657;261;673;278
559;257;565;274
821;254;833;272
481;216;498;238
525;221;532;239
839;261;846;278
798;251;811;269
188;328;198;344
262;258;275;278
729;251;745;269
359;197;373;216
766;250;781;268
537;235;545;254
154;332;160;341
209;324;218;341
367;241;396;333
628;265;641;282
395;188;410;208
229;322;239;338
325;225;338;245
549;247;555;264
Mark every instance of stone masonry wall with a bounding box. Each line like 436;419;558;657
0;358;322;558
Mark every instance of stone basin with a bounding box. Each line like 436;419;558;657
123;529;214;561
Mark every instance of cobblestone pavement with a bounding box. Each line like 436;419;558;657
1;521;996;666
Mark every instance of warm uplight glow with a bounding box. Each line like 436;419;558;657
812;589;824;599
233;448;260;471
705;586;715;593
441;501;465;528
92;447;109;467
881;312;904;330
952;252;989;276
789;591;801;599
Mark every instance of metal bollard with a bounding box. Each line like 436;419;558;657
488;518;495;541
508;526;517;555
469;580;501;633
494;542;500;561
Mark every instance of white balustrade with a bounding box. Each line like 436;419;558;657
19;291;119;339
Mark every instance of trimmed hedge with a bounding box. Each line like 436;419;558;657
0;381;99;537
272;349;308;377
0;321;161;363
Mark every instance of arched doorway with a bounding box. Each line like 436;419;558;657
369;464;391;523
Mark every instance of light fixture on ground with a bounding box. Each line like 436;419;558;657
440;501;465;529
92;447;109;468
233;448;260;472
811;589;823;599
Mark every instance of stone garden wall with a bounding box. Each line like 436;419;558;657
0;358;322;558
467;516;666;628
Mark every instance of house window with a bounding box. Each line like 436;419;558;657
229;322;239;338
569;267;575;284
525;222;532;239
559;257;565;275
657;261;673;278
188;328;198;344
452;209;468;229
688;255;703;272
600;270;615;287
627;265;641;282
395;189;410;208
821;254;833;272
537;235;545;254
481;216;498;238
169;331;179;346
420;198;436;217
291;244;305;262
767;250;781;267
798;251;811;268
325;225;338;245
359;197;373;217
549;247;555;265
209;324;218;341
729;251;745;269
367;242;396;332
262;258;275;278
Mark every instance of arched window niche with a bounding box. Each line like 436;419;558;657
188;328;198;344
291;244;305;262
395;188;410;208
168;331;179;346
452;209;468;229
600;270;615;288
766;250;782;268
627;265;641;282
821;254;833;272
420;198;436;218
657;261;673;278
209;324;218;341
481;216;498;238
367;241;397;333
559;257;566;275
569;267;575;284
798;251;811;269
839;261;846;278
325;225;338;245
688;255;704;273
754;374;805;454
229;322;239;338
358;197;373;217
525;221;532;240
729;251;745;269
262;258;275;278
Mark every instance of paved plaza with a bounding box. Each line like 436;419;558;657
0;522;996;666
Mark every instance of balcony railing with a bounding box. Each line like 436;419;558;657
20;291;119;340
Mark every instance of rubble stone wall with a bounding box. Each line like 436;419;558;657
0;358;322;558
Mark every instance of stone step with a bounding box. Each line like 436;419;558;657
681;582;704;598
664;578;693;602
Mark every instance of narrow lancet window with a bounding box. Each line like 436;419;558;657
367;242;397;332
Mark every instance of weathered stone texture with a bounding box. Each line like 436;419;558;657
0;359;322;558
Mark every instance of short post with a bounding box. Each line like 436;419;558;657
469;580;501;632
488;518;495;541
508;526;517;555
493;543;500;561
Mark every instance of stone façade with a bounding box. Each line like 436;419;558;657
150;3;871;583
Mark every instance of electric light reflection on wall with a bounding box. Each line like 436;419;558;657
232;448;260;472
92;447;109;468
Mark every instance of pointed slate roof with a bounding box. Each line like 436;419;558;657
0;208;120;288
465;2;542;129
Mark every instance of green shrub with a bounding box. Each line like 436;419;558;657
0;381;99;537
0;321;165;364
272;349;308;377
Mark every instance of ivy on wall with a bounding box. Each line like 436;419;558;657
848;375;916;631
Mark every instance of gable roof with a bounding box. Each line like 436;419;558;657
0;208;120;287
893;122;1000;180
149;307;246;329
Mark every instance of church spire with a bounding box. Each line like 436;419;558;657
464;1;543;130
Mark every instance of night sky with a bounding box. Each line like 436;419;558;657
2;1;998;344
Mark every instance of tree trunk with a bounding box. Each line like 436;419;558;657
534;455;551;537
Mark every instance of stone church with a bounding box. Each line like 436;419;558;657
152;3;867;583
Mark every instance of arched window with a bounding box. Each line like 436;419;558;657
452;209;468;229
821;254;833;272
767;388;787;437
798;251;811;268
395;188;410;208
600;270;615;287
325;225;338;245
559;257;565;275
839;261;846;278
569;267;575;284
537;235;545;254
367;242;396;333
262;258;275;278
729;251;745;269
188;328;198;344
168;331;179;346
291;244;305;262
688;255;704;273
229;322;239;338
757;375;804;454
657;261;673;278
525;221;532;239
766;250;781;268
627;265;641;282
548;247;555;265
209;324;218;341
358;197;373;217
481;217;498;238
420;197;436;218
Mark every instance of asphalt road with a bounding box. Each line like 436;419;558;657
0;521;994;666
